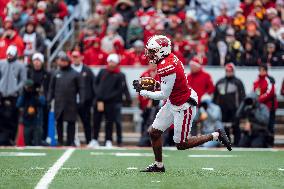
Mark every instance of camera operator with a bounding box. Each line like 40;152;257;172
236;93;270;148
197;94;223;148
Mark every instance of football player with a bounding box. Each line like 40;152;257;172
133;35;232;172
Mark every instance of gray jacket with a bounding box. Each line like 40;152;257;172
0;60;27;97
199;102;224;134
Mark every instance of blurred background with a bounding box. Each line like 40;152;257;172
0;0;284;148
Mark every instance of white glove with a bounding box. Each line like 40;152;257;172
140;90;149;98
190;89;198;105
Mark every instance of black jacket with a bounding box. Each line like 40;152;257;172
27;67;51;97
240;50;259;66
213;76;246;122
47;66;84;122
95;69;127;104
78;65;96;103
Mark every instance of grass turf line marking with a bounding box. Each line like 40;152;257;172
90;152;169;157
188;155;237;158
34;148;75;189
279;168;284;171
0;152;46;157
202;168;214;171
151;181;161;183
127;167;138;170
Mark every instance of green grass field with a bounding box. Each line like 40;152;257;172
0;147;284;189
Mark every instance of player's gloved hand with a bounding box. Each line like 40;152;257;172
133;80;141;92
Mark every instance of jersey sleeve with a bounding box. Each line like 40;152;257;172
157;63;176;77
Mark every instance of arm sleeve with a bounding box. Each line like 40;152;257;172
14;65;27;93
47;73;56;103
139;73;176;100
258;80;275;103
206;75;215;95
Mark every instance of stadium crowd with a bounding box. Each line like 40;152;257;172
0;0;284;148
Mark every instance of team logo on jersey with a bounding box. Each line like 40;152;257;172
155;38;169;47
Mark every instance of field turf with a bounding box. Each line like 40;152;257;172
0;147;284;189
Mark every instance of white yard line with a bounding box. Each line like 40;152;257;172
202;168;214;171
188;155;237;158
34;148;75;189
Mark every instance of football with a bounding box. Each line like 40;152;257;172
140;77;160;91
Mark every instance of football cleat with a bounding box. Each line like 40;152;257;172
140;163;165;173
217;129;232;151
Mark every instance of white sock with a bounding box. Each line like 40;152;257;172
155;161;164;168
212;132;219;141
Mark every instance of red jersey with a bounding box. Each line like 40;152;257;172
157;53;191;106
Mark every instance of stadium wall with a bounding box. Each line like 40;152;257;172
91;66;284;97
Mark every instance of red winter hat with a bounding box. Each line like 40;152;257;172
225;63;235;71
189;57;202;67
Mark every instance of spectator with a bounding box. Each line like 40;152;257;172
253;64;278;146
126;16;144;47
236;93;270;148
261;42;282;66
232;8;246;32
27;53;50;142
11;6;29;31
113;40;132;65
46;0;69;32
187;57;215;103
0;45;27;145
127;40;148;66
225;27;243;65
198;94;223;147
47;51;84;146
16;79;46;146
136;0;156;28
240;0;254;17
244;22;264;55
0;17;24;59
213;63;245;145
20;18;46;64
34;1;56;41
268;17;282;41
115;0;135;42
83;38;108;66
71;50;96;145
92;54;125;148
101;27;124;54
240;39;259;66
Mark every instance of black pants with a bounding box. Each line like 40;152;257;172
267;110;276;146
114;103;122;145
238;132;267;148
78;100;92;144
42;105;49;141
24;125;42;146
0;96;18;145
93;103;115;142
56;114;75;146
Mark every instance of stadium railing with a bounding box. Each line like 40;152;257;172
46;13;76;70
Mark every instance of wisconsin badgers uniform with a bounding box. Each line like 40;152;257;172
140;53;198;143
